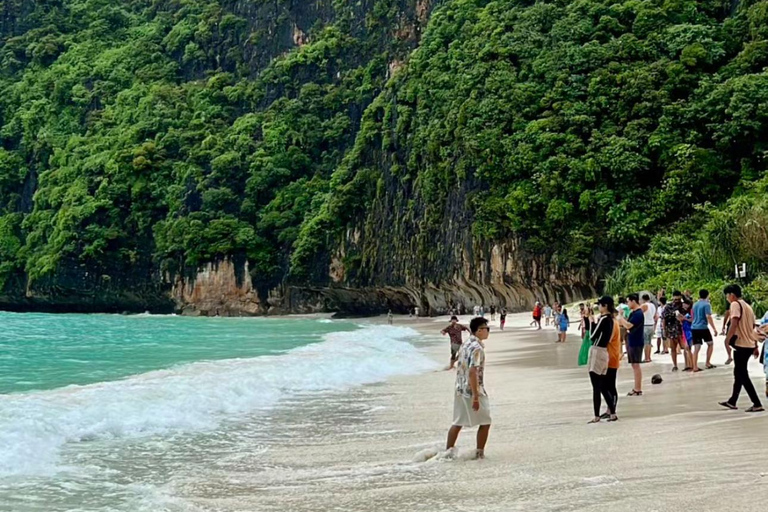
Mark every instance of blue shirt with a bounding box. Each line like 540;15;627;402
682;314;693;342
627;309;645;348
691;300;711;330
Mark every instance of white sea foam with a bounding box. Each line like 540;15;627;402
0;325;437;477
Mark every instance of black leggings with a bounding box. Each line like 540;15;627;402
589;372;615;417
605;368;618;413
729;346;762;407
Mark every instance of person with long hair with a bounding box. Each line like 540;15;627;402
587;296;618;423
600;305;622;419
558;306;570;343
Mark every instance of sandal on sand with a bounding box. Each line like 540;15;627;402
588;418;601;424
705;364;716;369
718;401;738;410
725;358;733;365
600;412;611;420
672;367;679;372
682;367;693;372
745;406;764;413
607;415;619;422
627;389;643;396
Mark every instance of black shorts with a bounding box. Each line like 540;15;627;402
627;346;644;364
691;329;713;345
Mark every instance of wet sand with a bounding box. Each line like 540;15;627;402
190;312;768;512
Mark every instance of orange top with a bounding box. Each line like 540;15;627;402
608;321;621;369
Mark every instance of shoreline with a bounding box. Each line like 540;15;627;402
239;311;768;511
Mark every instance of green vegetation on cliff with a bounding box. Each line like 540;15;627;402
0;0;427;301
294;0;768;284
1;0;767;309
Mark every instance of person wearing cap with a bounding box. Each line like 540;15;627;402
441;316;470;370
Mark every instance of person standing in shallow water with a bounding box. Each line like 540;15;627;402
445;317;492;459
719;284;764;413
441;316;470;370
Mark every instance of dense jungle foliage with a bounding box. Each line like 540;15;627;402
0;0;422;294
1;0;767;308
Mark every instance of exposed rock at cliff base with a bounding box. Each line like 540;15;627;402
172;259;261;316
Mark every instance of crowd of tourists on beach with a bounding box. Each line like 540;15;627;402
436;285;768;458
569;287;768;424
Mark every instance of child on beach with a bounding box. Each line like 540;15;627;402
500;309;507;330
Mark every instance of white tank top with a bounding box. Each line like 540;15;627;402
643;303;656;326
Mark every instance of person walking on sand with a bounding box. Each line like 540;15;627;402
441;315;470;370
619;293;644;396
530;302;542;329
640;294;657;363
690;290;718;371
499;308;507;331
586;296;618;423
490;304;496;322
445;316;492;459
544;304;553;326
719;285;764;413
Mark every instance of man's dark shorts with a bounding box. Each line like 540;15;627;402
691;329;713;345
627;346;644;364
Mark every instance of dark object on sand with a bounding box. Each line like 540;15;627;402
651;374;663;385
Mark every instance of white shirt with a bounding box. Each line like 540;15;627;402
643;302;657;326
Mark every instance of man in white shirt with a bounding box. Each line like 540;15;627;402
445;316;492;459
640;293;657;363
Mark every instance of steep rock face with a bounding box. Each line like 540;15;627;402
172;259;261;316
0;257;174;313
287;244;603;316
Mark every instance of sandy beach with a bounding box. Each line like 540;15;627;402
191;311;768;512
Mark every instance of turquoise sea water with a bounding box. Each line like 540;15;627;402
0;313;357;394
0;312;437;511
